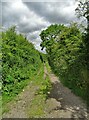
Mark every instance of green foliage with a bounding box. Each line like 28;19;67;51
2;26;43;103
40;24;66;51
40;23;88;104
76;0;89;106
37;76;52;97
26;63;52;118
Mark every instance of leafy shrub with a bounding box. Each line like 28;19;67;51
40;23;88;103
2;26;42;97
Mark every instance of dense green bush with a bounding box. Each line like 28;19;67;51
40;23;88;104
2;26;42;96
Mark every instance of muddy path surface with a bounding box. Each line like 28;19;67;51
45;73;88;119
2;64;89;119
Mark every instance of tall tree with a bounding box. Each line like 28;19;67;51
76;0;89;107
40;24;66;52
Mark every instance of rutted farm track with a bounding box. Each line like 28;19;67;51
2;64;88;119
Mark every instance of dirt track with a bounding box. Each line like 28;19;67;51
45;73;88;119
2;65;89;119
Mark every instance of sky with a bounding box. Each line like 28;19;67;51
1;0;79;52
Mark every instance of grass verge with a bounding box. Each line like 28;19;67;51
26;63;52;118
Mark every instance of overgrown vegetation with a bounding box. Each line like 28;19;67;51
76;0;89;106
1;26;49;106
40;0;89;106
1;1;89;116
40;23;88;105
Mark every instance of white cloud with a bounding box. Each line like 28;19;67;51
2;0;80;52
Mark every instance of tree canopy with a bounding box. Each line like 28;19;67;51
40;23;88;104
